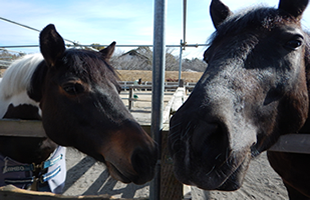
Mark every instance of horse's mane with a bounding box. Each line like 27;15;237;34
208;6;298;46
0;49;121;102
0;54;43;100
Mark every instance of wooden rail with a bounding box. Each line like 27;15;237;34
268;133;310;154
0;119;45;137
0;120;154;138
0;185;146;200
162;87;186;124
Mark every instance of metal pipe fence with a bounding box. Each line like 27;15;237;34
0;44;209;49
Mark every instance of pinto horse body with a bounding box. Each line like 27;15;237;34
169;0;310;199
0;24;157;193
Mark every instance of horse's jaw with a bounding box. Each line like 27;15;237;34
105;158;155;185
171;140;252;191
101;138;157;185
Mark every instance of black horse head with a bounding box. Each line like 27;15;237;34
169;0;309;191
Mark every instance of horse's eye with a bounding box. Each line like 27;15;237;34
62;83;85;95
285;39;303;50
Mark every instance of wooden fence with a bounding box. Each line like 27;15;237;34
126;83;195;110
119;81;195;91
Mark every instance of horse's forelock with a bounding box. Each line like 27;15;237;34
62;49;120;90
0;54;43;100
208;7;291;46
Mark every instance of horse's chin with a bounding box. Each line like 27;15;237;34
106;162;133;184
213;156;251;191
173;152;251;191
105;160;152;185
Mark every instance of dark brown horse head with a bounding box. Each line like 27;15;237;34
27;24;157;185
169;0;309;191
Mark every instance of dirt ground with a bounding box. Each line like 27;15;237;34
62;91;289;200
117;70;203;83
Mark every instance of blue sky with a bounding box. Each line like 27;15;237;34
1;0;310;59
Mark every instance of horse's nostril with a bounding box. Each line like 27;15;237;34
131;147;157;184
131;150;145;168
191;120;224;151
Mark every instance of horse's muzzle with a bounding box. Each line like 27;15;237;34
131;144;158;184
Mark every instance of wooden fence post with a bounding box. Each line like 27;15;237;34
129;88;133;110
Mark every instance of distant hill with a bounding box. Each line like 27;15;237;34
111;46;207;72
0;47;208;74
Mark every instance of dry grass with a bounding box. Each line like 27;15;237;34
117;70;203;82
0;69;203;83
0;69;5;77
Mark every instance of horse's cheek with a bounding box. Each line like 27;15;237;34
39;97;73;146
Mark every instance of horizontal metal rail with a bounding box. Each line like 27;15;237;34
0;17;79;46
0;60;12;68
0;44;209;49
0;48;25;54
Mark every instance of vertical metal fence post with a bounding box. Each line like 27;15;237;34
150;0;166;199
178;39;183;86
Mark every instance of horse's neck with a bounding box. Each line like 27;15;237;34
0;54;57;164
0;54;43;119
0;92;56;164
0;137;57;164
0;91;41;119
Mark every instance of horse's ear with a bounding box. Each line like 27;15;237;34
40;24;65;67
278;0;308;19
100;41;116;60
210;0;233;29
